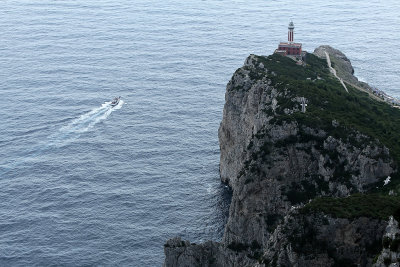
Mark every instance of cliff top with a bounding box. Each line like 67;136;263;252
229;49;400;217
165;46;400;267
240;51;400;167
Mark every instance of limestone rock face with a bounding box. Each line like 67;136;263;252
163;237;257;267
164;47;399;266
374;217;400;267
264;211;387;266
218;55;271;186
219;53;393;247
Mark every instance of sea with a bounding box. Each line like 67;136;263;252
1;0;399;266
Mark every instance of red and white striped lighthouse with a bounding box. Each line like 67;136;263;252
288;21;294;43
275;21;302;56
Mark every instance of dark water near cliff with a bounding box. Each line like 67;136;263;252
0;0;399;265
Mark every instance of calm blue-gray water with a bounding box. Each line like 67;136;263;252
1;0;399;265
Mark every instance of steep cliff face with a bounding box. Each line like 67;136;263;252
263;211;387;266
219;52;395;248
164;46;400;266
374;217;400;266
164;237;257;267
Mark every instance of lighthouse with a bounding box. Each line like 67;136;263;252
275;21;302;57
288;21;294;43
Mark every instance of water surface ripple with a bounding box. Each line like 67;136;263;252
0;0;399;265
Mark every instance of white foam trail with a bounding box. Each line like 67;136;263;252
51;100;124;146
0;100;124;176
61;100;123;133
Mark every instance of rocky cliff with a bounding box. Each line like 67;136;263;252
164;46;400;266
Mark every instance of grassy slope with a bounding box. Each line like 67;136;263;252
255;53;400;164
250;53;400;219
302;194;400;220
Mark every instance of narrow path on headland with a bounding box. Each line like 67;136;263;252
324;51;349;93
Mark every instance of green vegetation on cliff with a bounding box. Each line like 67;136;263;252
253;53;400;165
245;53;400;219
302;194;400;220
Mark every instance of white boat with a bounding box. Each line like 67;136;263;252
111;96;121;107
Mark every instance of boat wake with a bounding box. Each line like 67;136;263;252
0;100;124;176
61;100;123;134
49;99;124;147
